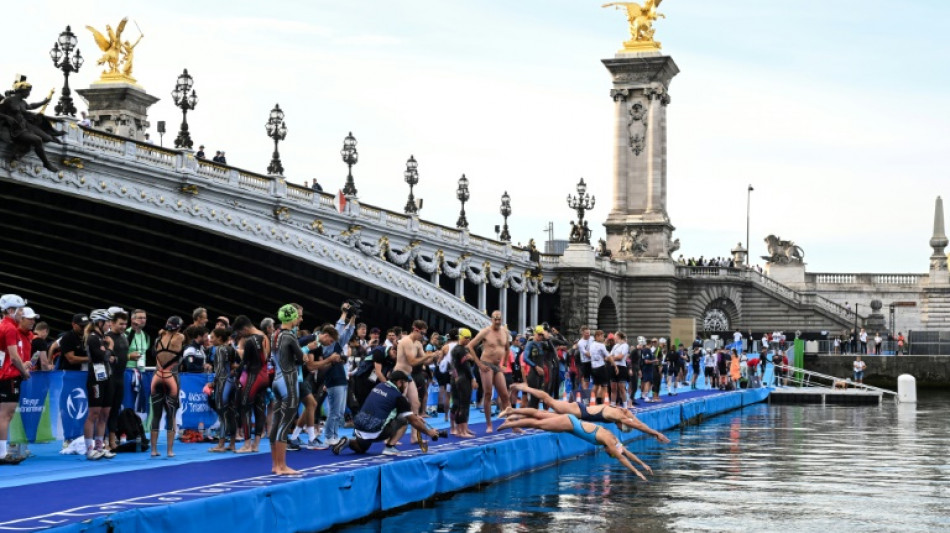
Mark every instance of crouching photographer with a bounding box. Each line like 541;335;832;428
331;370;441;456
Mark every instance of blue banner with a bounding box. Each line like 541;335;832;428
179;373;215;430
57;371;90;440
17;372;51;442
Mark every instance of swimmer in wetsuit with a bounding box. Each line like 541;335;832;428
209;327;240;453
504;383;670;443
270;305;306;475
497;410;652;480
150;316;185;457
233;315;269;453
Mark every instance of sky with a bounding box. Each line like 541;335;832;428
4;0;949;273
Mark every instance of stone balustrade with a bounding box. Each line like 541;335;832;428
809;273;926;287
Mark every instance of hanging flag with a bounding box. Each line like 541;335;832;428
338;190;347;213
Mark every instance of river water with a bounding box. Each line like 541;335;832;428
338;392;950;532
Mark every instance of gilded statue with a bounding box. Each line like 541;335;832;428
86;18;143;83
602;0;666;52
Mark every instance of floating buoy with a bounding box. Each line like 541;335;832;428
897;374;917;404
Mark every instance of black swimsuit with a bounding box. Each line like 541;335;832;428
578;401;607;423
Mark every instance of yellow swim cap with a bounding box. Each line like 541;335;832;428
458;328;473;339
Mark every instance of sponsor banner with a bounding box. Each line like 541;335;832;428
57;371;91;440
179;373;215;430
17;371;51;442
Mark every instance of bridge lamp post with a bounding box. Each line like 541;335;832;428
566;177;595;243
171;69;198;149
404;155;419;214
499;191;512;242
265;104;288;175
341;132;359;198
50;26;83;117
746;184;754;266
456;174;470;229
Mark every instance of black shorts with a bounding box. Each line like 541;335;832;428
592;365;609;386
88;379;113;408
435;369;451;387
351;416;408;453
299;378;312;398
704;367;714;377
581;362;592;381
0;378;21;403
611;366;628;383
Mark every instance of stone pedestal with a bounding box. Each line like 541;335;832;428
602;53;679;260
76;83;159;141
560;243;597;269
766;262;806;287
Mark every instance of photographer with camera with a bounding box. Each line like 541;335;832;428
318;300;359;447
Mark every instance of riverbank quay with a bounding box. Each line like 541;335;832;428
0;388;769;533
805;355;950;388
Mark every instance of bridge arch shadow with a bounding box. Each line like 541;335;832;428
597;296;619;333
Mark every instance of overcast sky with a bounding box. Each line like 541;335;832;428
5;1;949;273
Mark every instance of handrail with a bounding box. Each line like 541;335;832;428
773;363;897;397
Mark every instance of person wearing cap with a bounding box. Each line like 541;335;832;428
150;316;186;458
331;369;439;457
83;309;117;460
522;325;554;410
270;304;311;475
0;295;31;464
105;311;130;451
450;328;478;438
58;314;91;371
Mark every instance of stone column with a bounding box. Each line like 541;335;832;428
529;292;539;328
455;277;464;300
76;83;159;141
929;196;949;286
478;282;487;313
602;54;679;260
431;271;440;287
499;287;508;325
518;291;528;333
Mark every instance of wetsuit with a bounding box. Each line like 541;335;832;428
212;344;239;439
239;334;268;440
151;335;181;432
86;330;114;408
270;329;302;443
451;344;474;425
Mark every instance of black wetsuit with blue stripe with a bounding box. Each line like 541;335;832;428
269;329;302;443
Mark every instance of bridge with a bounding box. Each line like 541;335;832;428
0;123;559;333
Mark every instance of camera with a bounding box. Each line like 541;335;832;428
342;298;363;319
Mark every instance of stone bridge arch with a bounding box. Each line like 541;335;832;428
597;296;619;333
691;285;742;332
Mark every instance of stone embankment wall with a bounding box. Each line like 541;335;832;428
805;355;950;388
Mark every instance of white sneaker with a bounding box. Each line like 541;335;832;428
86;449;103;461
382;446;402;456
326;438;341;446
101;449;116;459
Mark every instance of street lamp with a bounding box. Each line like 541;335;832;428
265;104;288;175
403;155;420;214
566;177;595;243
341;132;359;198
746;184;754;266
499;191;512;242
456;174;470;229
50;25;83;117
171;69;198;149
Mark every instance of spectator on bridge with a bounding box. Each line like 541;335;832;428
859;328;868;354
896;332;905;355
853;355;866;384
79;111;91;127
196;145;206;159
848;329;856;354
874;332;882;355
311;179;323;193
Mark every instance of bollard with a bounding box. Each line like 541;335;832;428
897;374;917;404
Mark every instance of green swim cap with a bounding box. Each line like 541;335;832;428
277;304;299;324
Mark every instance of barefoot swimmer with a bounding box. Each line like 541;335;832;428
498;411;653;480
506;383;670;443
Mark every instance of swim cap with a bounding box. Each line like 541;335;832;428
458;328;472;339
277;304;299;324
534;325;545;334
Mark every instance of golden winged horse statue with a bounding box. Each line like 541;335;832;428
86;18;128;78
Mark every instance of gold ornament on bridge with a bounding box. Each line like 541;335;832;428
86;17;144;84
602;0;665;53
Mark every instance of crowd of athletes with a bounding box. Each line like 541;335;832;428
0;292;783;469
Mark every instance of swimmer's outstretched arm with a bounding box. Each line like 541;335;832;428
614;452;648;481
622;447;653;475
619;413;670;444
